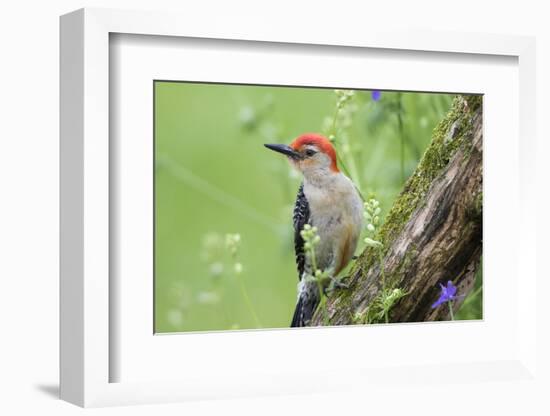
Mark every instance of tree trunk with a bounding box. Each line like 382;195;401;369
311;95;483;325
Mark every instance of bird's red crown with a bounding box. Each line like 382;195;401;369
290;133;339;172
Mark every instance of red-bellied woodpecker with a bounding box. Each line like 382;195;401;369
265;133;363;327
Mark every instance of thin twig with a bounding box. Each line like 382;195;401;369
157;154;282;234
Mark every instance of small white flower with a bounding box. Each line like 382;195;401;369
209;262;224;276
197;291;220;305
238;106;255;125
167;309;183;327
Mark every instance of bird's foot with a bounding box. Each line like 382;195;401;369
324;277;350;296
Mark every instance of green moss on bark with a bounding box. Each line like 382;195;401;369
377;95;478;248
336;95;481;314
381;97;473;248
329;95;483;323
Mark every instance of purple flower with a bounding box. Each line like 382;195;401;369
371;90;381;101
431;281;462;309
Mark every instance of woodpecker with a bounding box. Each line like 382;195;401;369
265;133;363;327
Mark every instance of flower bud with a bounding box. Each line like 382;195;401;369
364;237;383;248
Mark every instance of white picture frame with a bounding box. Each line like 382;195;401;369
60;7;538;408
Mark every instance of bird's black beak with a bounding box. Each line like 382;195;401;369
264;143;300;159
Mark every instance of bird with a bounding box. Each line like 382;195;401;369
264;133;363;327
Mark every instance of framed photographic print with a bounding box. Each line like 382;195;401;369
153;81;481;333
60;7;538;408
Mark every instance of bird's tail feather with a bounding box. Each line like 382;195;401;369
290;290;320;327
290;297;304;327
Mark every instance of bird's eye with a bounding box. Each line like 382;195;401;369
305;149;316;157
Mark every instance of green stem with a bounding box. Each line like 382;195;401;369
462;285;482;306
236;273;262;328
396;93;405;183
335;153;354;182
305;231;330;325
310;242;328;325
309;241;318;273
378;248;389;324
336;153;366;202
378;249;386;291
318;290;328;325
329;100;363;199
231;248;262;328
215;284;230;328
330;105;339;136
448;300;455;321
340;133;362;191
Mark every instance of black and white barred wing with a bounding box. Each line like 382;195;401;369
292;183;310;281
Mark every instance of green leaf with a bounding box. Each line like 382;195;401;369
364;237;383;248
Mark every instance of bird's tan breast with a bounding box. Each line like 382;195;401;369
304;174;363;273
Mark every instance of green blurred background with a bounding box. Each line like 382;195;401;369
154;82;482;333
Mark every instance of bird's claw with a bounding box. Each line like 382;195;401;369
324;277;350;296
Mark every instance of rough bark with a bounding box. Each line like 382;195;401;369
311;95;483;325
